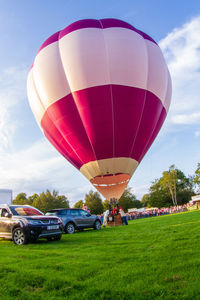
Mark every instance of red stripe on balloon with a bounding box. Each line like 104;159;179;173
72;85;114;160
111;85;146;157
42;114;83;169
41;85;166;169
41;93;96;166
130;91;166;162
138;107;166;162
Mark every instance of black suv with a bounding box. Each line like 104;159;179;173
0;204;63;245
46;208;101;234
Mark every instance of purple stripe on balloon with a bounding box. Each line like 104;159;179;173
100;19;156;44
38;31;60;54
59;19;101;39
100;18;136;30
35;18;157;57
40;85;165;170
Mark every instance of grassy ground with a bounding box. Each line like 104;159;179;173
0;210;200;300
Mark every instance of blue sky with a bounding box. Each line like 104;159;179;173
0;0;200;205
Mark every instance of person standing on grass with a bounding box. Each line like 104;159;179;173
103;209;109;227
112;207;117;215
119;207;128;225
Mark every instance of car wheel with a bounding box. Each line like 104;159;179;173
94;220;101;230
65;223;75;234
12;228;28;245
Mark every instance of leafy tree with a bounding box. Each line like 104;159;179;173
118;188;138;212
12;193;28;205
148;180;171;208
161;165;178;205
12;190;69;212
176;190;195;205
147;166;194;208
32;190;69;212
141;194;149;207
131;199;143;209
103;199;109;211
73;200;84;208
27;193;39;205
160;165;194;206
187;175;195;192
85;190;104;215
56;195;70;207
194;163;200;192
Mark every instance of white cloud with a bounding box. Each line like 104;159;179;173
130;184;149;199
67;184;96;206
172;112;200;124
0;138;92;204
159;16;200;126
0;66;27;150
195;131;200;137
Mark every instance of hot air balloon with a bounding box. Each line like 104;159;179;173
27;19;171;201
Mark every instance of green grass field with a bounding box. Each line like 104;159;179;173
0;210;200;300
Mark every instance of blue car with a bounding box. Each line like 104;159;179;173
45;208;101;234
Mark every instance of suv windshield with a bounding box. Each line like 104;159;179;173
10;206;43;216
45;212;58;216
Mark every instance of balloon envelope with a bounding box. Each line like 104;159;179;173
27;19;172;200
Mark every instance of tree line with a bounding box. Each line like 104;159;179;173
141;164;196;208
12;187;141;214
12;190;70;212
12;163;200;213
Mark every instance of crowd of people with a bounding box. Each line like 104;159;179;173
129;202;199;220
99;202;199;225
126;205;188;220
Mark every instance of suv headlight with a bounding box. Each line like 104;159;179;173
28;219;42;225
58;217;63;225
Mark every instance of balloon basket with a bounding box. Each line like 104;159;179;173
107;214;123;227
